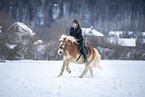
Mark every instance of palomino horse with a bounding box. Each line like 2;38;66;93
58;34;101;78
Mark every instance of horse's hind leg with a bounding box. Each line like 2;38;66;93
79;63;91;78
89;66;93;77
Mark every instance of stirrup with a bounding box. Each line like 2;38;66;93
84;59;88;63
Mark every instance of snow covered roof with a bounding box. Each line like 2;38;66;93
142;32;145;37
128;31;134;35
6;43;17;49
108;31;123;38
54;4;58;7
34;40;43;45
8;22;35;36
82;28;104;37
118;38;136;47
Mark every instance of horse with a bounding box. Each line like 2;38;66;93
58;34;101;78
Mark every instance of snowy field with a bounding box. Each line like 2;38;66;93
0;60;145;97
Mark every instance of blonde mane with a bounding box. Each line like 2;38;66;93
60;34;77;43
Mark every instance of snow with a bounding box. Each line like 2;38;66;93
0;60;145;97
0;26;2;33
16;22;35;36
128;31;134;35
38;9;44;18
82;28;104;37
16;22;33;34
142;32;145;37
37;9;44;25
52;5;60;20
34;40;43;45
54;4;58;7
106;36;118;44
6;43;17;49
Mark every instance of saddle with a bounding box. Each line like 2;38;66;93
76;44;89;62
77;44;89;55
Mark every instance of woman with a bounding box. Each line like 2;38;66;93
69;20;88;63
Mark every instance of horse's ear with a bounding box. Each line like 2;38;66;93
64;37;67;40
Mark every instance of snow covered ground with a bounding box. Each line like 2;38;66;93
0;60;145;97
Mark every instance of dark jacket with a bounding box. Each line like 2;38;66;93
69;24;83;43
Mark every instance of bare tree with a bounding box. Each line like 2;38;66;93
0;10;13;61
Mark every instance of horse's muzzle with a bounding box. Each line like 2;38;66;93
59;51;62;54
58;49;63;55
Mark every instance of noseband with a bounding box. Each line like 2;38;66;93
59;40;73;52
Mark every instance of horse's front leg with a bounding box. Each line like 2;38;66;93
58;60;66;77
66;61;71;73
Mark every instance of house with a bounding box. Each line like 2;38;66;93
7;22;35;37
118;38;136;47
82;26;104;37
109;31;136;38
108;31;123;38
108;31;136;47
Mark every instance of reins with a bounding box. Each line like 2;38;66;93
59;40;73;52
59;39;82;62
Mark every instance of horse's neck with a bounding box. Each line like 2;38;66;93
72;42;77;48
66;41;77;50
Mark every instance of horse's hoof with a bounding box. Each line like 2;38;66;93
57;75;62;77
69;70;71;73
79;76;83;78
67;70;71;73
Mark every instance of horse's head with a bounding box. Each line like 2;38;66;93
58;34;76;55
58;35;67;55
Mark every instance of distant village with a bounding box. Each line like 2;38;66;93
0;22;145;61
82;26;145;48
1;22;145;48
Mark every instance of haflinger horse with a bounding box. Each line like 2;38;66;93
58;34;101;78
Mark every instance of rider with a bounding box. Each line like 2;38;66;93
69;19;88;63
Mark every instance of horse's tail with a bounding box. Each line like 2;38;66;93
92;48;101;69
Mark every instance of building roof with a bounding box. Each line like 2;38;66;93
82;28;104;37
108;31;123;38
8;22;35;36
34;40;43;45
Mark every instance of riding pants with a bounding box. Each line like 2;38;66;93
78;41;88;62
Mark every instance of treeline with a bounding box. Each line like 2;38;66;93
0;0;145;39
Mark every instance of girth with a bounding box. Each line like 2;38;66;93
76;44;89;62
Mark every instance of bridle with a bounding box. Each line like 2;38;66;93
59;40;73;52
